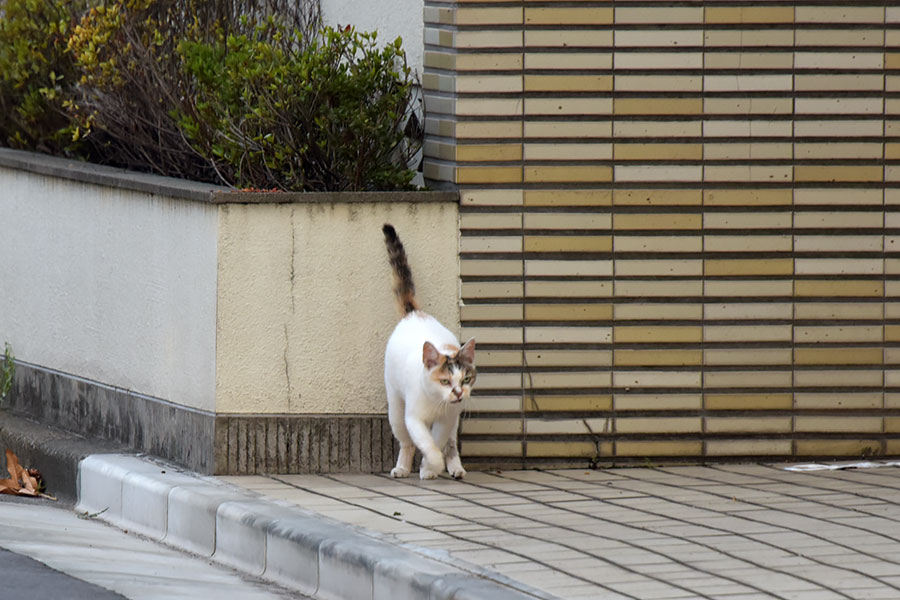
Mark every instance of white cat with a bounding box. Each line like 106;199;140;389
382;224;476;480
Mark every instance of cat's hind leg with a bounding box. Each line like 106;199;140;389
444;437;466;480
392;446;415;479
436;415;466;479
431;415;465;479
387;393;414;478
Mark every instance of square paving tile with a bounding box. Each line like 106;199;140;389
217;465;900;600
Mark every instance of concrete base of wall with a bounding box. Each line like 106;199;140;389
4;362;397;475
214;414;397;476
6;362;215;472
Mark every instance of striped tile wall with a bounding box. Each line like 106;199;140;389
424;1;900;466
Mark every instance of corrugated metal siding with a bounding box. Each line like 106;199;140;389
424;1;900;466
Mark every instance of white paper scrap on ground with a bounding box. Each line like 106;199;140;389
784;461;900;472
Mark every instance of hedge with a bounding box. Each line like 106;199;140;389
0;0;421;191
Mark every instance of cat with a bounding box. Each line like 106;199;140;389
382;223;476;480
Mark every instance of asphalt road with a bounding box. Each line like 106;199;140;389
0;495;306;599
1;546;128;599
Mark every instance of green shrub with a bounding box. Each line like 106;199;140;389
177;23;420;191
65;0;241;179
0;0;420;191
0;0;86;156
1;342;14;401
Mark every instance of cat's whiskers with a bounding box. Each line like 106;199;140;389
461;399;473;421
440;395;453;417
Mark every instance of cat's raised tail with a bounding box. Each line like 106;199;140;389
383;224;419;315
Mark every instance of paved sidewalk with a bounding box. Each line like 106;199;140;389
5;408;899;600
223;464;900;600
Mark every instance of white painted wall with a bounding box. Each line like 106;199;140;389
320;0;424;76
0;167;219;411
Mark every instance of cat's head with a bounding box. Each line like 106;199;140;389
422;338;477;404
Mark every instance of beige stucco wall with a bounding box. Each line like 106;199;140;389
215;200;459;414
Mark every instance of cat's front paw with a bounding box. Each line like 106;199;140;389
420;453;444;480
419;467;440;480
448;464;466;480
447;456;466;479
390;466;411;478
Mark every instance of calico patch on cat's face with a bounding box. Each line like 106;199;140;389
423;339;477;403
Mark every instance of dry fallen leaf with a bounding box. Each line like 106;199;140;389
0;477;18;494
1;449;54;500
4;450;16;481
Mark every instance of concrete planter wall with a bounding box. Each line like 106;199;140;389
0;148;459;474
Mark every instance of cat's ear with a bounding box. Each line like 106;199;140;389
458;337;476;365
422;341;443;370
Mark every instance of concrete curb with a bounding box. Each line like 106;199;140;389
76;453;555;600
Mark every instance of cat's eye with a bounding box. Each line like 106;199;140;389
439;379;451;385
462;376;472;383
